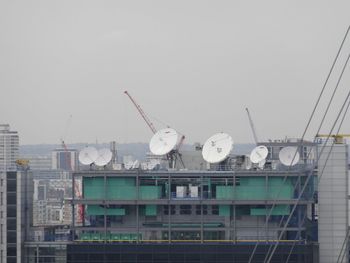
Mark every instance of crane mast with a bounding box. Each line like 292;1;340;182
124;91;157;134
246;107;259;145
124;90;186;169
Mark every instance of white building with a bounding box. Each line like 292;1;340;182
318;142;349;263
0;124;19;171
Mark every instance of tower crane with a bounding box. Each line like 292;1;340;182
124;91;157;134
124;90;186;169
246;107;259;145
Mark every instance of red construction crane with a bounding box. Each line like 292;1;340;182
124;90;157;134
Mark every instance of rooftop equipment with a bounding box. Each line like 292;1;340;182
202;132;234;164
250;145;269;170
124;90;186;169
78;146;98;166
149;128;178;156
94;148;113;167
278;146;300;166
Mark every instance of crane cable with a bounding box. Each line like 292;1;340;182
286;95;350;263
266;68;350;263
265;50;350;262
247;24;350;263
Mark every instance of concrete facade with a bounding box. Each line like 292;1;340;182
318;143;349;263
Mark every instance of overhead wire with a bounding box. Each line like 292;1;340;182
265;69;350;263
247;24;350;263
264;50;350;262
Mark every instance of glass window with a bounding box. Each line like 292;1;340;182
7;219;16;231
7;231;16;243
6;193;16;205
6;172;16;179
6;247;16;257
196;205;208;215
6;180;16;192
6;206;16;218
179;205;192;215
211;205;219;215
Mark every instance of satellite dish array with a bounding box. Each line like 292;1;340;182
79;131;301;170
78;146;113;167
199;132;301;169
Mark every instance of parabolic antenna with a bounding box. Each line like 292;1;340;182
78;146;98;165
202;133;234;164
95;148;113;166
149;128;179;156
250;145;269;164
279;146;300;166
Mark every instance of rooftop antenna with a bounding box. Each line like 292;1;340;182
246;107;258;145
95;148;113;167
250;145;268;164
78;146;98;166
124;90;186;169
149;128;185;169
279;146;300;166
110;141;118;165
202;132;234;164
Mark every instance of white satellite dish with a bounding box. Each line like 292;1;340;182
250;145;269;164
202;132;234;164
78;146;98;165
149;128;178;156
95;148;113;166
279;146;300;166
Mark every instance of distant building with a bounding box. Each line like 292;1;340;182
0;169;33;263
0;124;19;171
51;148;78;171
32;179;74;226
24;155;51;170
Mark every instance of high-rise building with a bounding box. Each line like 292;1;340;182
0;125;19;171
318;142;349;263
51;148;78;171
0;168;33;263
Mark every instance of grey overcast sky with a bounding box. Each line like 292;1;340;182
1;1;350;145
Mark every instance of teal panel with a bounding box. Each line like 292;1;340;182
140;186;162;200
216;186;234;199
267;178;293;199
80;233;91;240
83;177;105;199
236;177;266;200
107;186;136;199
110;233;121;241
91;233;101;241
145;205;157;216
107;177;136;200
121;234;131;241
219;205;230;216
86;205;125;216
250;205;290;216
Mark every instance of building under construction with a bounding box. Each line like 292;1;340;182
64;137;349;263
